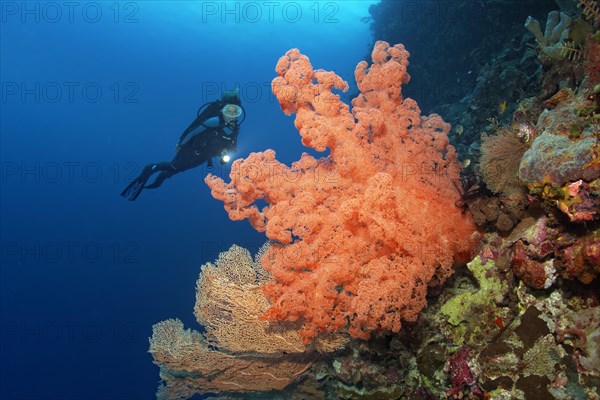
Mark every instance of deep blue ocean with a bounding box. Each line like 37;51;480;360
0;2;375;399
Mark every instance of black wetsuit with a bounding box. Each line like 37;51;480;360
121;99;242;200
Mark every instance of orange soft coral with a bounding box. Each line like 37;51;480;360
205;41;476;341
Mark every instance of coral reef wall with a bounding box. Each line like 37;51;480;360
150;3;600;399
367;0;555;114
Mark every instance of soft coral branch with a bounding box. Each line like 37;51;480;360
206;41;476;341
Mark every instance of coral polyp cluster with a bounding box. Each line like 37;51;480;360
207;42;476;342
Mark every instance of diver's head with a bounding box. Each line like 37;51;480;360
222;104;243;126
221;88;240;105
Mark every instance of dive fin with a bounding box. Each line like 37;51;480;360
121;178;145;201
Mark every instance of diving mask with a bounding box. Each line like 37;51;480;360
222;104;243;125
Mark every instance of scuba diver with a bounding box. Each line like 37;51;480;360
121;89;245;201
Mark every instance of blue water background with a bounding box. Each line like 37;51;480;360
0;2;376;399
